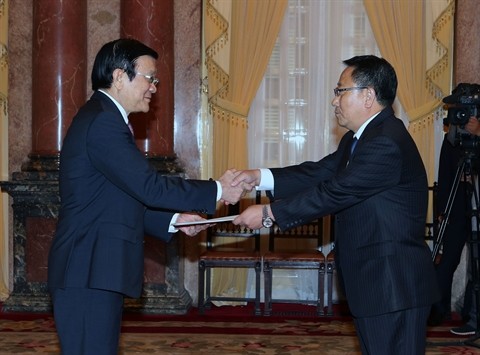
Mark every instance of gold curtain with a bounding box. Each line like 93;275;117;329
203;0;287;303
205;0;288;178
0;0;9;300
363;0;454;183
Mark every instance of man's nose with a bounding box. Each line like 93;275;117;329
331;96;339;106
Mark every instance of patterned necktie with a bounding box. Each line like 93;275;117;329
127;122;134;136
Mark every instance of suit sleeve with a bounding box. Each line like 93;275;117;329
143;209;175;242
271;135;402;230
87;111;218;214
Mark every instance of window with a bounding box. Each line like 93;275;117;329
248;0;380;168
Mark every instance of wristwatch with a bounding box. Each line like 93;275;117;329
262;205;274;228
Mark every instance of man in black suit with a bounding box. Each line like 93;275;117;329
232;55;439;354
428;126;470;327
445;116;480;336
48;38;247;355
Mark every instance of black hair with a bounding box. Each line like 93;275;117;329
343;55;397;107
91;38;158;91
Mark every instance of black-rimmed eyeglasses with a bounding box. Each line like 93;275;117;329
136;72;159;86
333;86;368;97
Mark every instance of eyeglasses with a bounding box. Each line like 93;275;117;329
333;86;368;97
136;72;159;86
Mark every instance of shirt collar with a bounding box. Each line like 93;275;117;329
98;90;129;125
354;111;381;139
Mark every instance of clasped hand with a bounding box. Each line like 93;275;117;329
218;169;256;205
228;169;268;229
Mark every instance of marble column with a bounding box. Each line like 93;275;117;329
0;0;87;312
29;0;88;161
119;0;190;314
453;0;480;85
121;0;178;170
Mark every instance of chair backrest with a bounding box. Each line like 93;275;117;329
206;190;262;252
268;217;324;253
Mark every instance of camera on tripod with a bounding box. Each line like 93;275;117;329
431;84;480;345
443;83;480;151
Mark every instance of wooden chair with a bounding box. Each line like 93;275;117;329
198;192;262;315
325;247;335;315
263;218;326;316
325;215;336;316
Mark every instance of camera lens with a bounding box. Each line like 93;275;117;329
456;109;467;120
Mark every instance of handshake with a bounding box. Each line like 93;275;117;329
176;169;265;236
219;168;272;230
218;168;261;205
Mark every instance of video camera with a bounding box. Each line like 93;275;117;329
443;83;480;151
443;83;480;126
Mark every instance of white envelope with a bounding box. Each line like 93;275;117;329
172;215;239;227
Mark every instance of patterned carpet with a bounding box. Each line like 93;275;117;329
1;303;480;354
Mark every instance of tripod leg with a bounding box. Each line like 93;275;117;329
432;158;466;261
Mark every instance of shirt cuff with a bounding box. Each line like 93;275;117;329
216;180;222;201
256;168;274;190
169;213;180;233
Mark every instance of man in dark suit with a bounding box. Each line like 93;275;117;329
428;127;470;327
48;38;247;355
232;55;439;354
444;116;480;336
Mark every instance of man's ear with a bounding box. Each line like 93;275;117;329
112;68;124;89
365;88;376;108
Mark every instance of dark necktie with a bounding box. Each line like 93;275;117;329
350;137;358;155
347;137;358;165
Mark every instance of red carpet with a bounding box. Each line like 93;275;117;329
0;301;466;337
120;302;352;335
1;302;479;354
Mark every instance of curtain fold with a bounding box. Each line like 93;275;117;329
0;0;9;300
363;0;454;183
205;0;288;178
204;0;287;304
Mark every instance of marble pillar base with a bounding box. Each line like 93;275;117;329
0;156;191;314
124;288;192;315
0;171;59;313
2;294;52;313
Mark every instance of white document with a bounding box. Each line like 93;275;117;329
172;215;239;227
